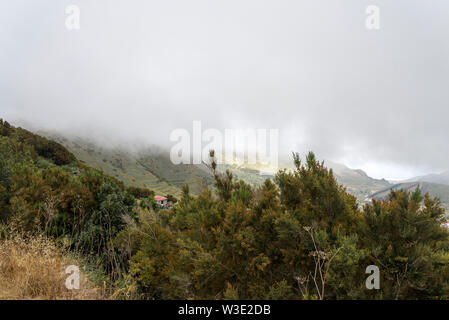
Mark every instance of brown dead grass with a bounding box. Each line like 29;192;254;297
0;236;107;300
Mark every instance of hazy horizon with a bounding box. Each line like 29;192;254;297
1;1;449;180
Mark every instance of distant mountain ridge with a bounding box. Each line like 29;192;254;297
370;181;449;210
323;161;391;203
38;131;449;210
47;133;391;201
46;132;274;194
403;171;449;186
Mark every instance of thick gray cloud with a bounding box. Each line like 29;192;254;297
1;0;448;179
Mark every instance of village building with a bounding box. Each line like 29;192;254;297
154;195;169;208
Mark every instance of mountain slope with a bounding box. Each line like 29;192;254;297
42;130;449;210
0;118;138;280
370;182;449;209
47;134;277;197
46;133;398;203
324;161;391;202
404;171;449;186
47;135;185;197
276;157;392;203
47;134;223;197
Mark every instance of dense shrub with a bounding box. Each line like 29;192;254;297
0;120;136;278
0;119;76;165
127;186;154;199
119;152;449;300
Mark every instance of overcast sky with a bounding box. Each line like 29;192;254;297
1;0;449;180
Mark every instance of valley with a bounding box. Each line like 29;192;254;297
42;132;449;211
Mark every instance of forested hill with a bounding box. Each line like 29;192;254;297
5;123;449;212
0;119;143;270
42;133;270;197
44;132;390;202
371;181;449;210
45;134;189;197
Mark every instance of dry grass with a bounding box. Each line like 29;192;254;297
0;235;107;300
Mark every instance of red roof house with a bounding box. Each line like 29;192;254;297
154;195;168;207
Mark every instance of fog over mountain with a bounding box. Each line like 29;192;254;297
1;1;449;180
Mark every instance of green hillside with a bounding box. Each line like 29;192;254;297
47;135;274;197
371;182;449;210
137;151;214;194
277;158;392;203
46;134;396;204
217;164;273;186
42;133;449;211
47;135;184;197
0;119;138;276
404;171;449;186
324;161;392;202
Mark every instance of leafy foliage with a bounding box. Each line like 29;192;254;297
127;186;155;199
0;119;136;277
117;152;449;299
